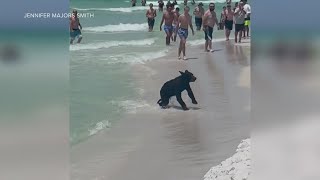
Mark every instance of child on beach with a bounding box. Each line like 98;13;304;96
177;6;195;60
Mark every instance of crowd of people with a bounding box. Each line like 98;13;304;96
70;1;251;60
144;0;251;60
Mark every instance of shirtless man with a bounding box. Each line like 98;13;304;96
202;3;219;52
70;10;83;44
219;6;226;30
172;7;180;42
141;0;147;6
131;0;137;7
224;4;234;41
146;3;157;32
160;3;175;45
193;2;204;30
234;1;246;43
158;0;164;12
177;6;195;60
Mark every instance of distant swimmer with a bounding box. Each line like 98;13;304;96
172;0;178;6
160;3;175;45
146;3;157;32
184;0;188;6
141;0;147;6
191;0;196;5
226;0;232;4
172;7;180;42
193;2;204;30
70;10;83;44
202;3;219;52
131;0;137;7
177;6;195;60
158;0;165;12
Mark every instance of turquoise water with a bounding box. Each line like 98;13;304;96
70;0;239;145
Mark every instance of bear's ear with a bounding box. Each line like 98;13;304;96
179;71;184;75
185;70;189;73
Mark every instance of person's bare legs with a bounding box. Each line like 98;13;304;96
205;40;209;52
77;36;82;43
208;40;212;51
182;39;186;59
235;31;238;43
238;29;242;43
166;31;171;45
246;26;250;37
178;40;183;59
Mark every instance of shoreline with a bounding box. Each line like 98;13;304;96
71;39;251;180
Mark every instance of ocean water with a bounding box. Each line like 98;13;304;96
70;0;240;145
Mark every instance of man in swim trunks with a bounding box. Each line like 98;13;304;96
172;7;180;42
193;2;204;31
234;1;246;43
177;6;195;60
224;4;234;41
131;0;137;7
202;3;219;52
146;3;157;32
70;10;83;44
158;0;164;12
141;0;146;6
160;3;175;45
242;0;251;38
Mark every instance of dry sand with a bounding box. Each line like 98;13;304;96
71;39;251;180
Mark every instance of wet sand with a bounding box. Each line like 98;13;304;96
71;39;250;180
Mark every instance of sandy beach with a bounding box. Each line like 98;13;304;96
71;39;250;180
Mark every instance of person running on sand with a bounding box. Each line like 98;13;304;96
177;6;195;60
141;0;146;6
202;3;219;52
193;2;204;31
160;3;175;45
146;3;157;32
158;0;165;12
70;10;83;44
234;1;246;43
131;0;137;7
224;4;234;41
219;6;226;30
172;7;180;42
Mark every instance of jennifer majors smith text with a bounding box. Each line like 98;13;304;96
24;13;94;18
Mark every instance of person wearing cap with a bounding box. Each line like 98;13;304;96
224;4;234;41
193;2;204;31
146;3;157;32
202;3;219;52
234;1;246;43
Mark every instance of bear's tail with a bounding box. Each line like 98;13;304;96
157;99;162;106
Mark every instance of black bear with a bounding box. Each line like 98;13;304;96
157;70;198;111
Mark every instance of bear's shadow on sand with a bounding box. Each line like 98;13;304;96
168;105;201;111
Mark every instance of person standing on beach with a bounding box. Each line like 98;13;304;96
242;0;251;38
193;2;204;31
70;10;83;44
177;6;195;60
224;4;234;41
146;3;157;32
131;0;137;6
158;0;165;12
202;3;219;52
160;3;175;45
234;1;246;43
141;0;147;6
219;6;226;30
172;7;180;42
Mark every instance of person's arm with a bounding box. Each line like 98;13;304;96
160;14;165;31
146;10;149;18
234;8;240;15
154;10;157;18
189;15;195;35
79;20;82;30
193;8;197;15
214;12;219;28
